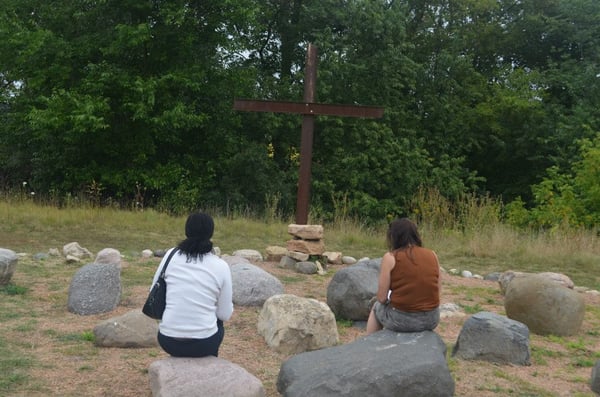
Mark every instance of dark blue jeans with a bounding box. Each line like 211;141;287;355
158;320;224;357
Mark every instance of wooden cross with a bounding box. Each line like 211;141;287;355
234;43;384;224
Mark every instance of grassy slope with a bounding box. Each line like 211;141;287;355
1;201;600;396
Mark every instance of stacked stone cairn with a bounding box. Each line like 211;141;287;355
286;224;325;256
274;224;330;275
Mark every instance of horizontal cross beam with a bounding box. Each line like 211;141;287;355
233;99;384;119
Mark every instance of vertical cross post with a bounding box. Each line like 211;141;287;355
296;43;318;224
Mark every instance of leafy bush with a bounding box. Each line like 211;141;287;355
506;133;600;230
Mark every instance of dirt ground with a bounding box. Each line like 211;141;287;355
8;258;600;397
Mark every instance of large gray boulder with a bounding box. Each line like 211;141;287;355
257;294;339;355
504;273;585;336
93;309;158;348
591;360;600;394
452;311;531;365
0;248;18;286
277;330;454;397
326;259;380;320
149;356;266;397
67;263;121;315
231;263;284;306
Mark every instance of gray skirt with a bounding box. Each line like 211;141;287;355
374;302;440;332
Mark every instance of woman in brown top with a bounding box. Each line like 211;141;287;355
366;218;441;334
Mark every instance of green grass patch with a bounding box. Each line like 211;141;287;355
0;337;33;392
0;284;28;295
13;319;37;333
572;357;596;367
460;303;484;314
279;275;306;284
531;345;565;365
56;331;96;344
336;319;353;329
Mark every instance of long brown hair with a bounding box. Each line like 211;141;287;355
386;218;422;251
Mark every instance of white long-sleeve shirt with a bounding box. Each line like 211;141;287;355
150;248;233;339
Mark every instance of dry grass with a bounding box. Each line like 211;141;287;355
2;253;600;397
1;202;600;396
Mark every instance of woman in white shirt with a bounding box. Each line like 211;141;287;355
151;212;233;357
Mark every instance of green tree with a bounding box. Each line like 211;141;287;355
1;0;598;224
507;132;600;229
0;0;260;210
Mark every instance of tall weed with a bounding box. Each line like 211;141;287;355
1;195;599;287
408;188;599;287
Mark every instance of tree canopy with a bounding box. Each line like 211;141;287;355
1;0;598;225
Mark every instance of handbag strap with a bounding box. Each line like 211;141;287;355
159;248;179;278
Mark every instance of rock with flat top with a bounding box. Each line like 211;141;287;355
287;224;324;240
277;330;453;397
286;239;325;255
149;356;265;397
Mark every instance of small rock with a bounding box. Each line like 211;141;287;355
63;242;93;259
295;261;318;275
65;255;81;264
33;253;49;261
232;249;263;263
286;251;310;262
484;272;502;282
315;261;327;276
266;246;287;262
341;256;357;265
95;248;122;267
278;256;297;270
323;251;342;265
154;249;167;258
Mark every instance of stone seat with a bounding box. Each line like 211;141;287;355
277;330;454;397
148;356;265;397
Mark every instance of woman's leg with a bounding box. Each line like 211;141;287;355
366;307;383;334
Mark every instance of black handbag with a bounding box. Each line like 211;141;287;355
142;248;178;320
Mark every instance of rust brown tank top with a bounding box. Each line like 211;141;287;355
388;246;440;312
